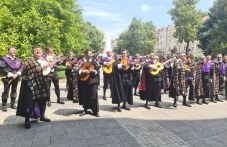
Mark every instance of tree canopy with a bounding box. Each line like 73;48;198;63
197;0;227;56
114;18;157;56
0;0;103;59
168;0;203;55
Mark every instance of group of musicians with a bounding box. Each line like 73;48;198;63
0;46;227;129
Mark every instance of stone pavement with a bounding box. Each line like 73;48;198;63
0;72;227;147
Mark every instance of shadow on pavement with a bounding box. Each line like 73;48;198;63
53;109;83;116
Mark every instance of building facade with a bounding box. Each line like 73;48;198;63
156;25;201;56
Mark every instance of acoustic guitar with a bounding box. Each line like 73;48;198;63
121;59;130;71
149;58;175;75
102;59;115;74
42;55;66;76
65;60;73;69
149;62;164;75
79;51;100;81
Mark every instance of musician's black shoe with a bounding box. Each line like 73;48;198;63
122;106;131;111
155;102;162;108
134;92;140;96
57;99;65;104
92;112;100;117
183;102;192;107
215;98;223;102
79;110;89;116
202;100;209;105
47;101;51;107
73;98;78;103
24;121;31;129
210;99;217;103
40;116;51;122
117;107;122;112
103;96;107;100
173;103;177;108
196;101;202;105
2;103;7;112
145;104;151;110
11;100;17;109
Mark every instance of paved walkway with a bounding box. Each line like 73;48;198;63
0;73;227;147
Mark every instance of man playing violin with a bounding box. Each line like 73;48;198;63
1;47;23;112
139;53;162;109
100;50;114;100
78;49;100;117
42;47;64;106
112;49;134;112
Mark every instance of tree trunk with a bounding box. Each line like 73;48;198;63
185;41;189;55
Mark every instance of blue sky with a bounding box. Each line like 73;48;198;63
78;0;214;39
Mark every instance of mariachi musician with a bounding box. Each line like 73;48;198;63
194;55;210;105
139;53;163;109
64;51;76;91
100;50;115;100
132;54;141;96
185;55;196;102
66;54;81;103
1;47;23;112
78;49;100;117
211;54;226;102
223;55;227;100
112;49;134;112
169;53;191;108
42;47;64;106
16;46;51;129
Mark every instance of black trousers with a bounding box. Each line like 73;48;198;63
46;73;60;100
187;79;195;101
38;99;47;116
2;78;19;103
103;73;112;93
65;69;72;89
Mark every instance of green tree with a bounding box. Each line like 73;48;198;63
115;18;157;56
83;22;104;52
197;0;227;56
168;0;203;55
0;0;90;59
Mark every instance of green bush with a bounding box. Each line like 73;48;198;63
57;70;66;79
57;66;66;71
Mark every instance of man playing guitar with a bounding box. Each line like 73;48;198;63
100;50;114;100
112;49;134;112
42;47;64;106
1;47;23;112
